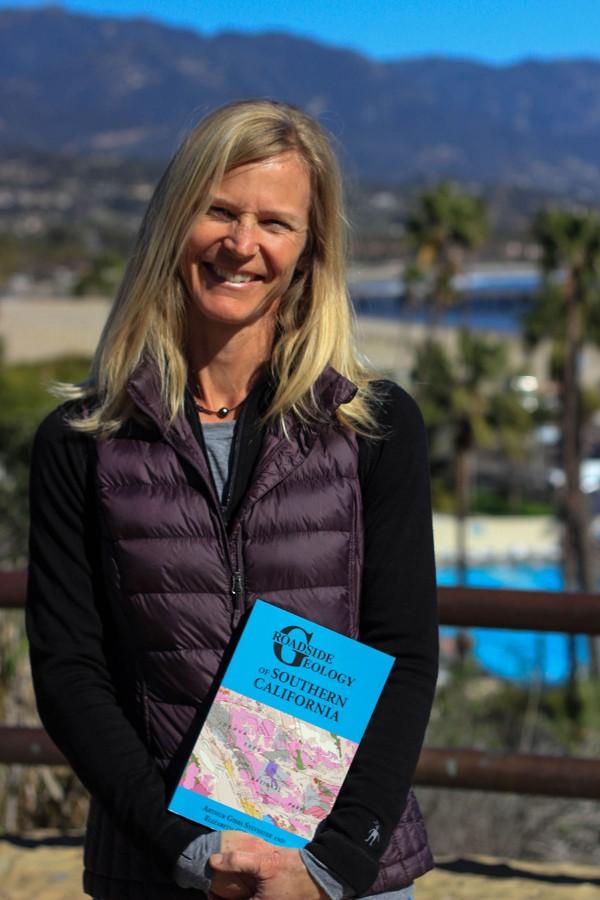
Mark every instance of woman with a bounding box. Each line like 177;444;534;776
26;99;438;899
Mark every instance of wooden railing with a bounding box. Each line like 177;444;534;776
2;572;600;799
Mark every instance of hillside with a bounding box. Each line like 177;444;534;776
3;6;600;194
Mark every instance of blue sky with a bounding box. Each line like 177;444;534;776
4;0;600;63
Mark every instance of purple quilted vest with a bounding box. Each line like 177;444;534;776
83;361;433;898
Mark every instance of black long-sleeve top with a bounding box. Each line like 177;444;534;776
26;380;438;895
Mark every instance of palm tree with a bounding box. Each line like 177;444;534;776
413;330;532;583
404;182;487;329
528;207;600;680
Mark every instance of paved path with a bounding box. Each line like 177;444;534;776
432;513;562;564
0;297;111;364
3;296;600;387
1;839;600;899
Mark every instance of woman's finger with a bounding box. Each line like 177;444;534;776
209;865;256;898
207;892;255;900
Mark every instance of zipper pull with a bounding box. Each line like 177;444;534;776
231;571;244;610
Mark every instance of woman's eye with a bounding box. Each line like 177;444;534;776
208;206;235;220
263;219;290;232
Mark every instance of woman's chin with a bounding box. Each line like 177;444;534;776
186;293;281;334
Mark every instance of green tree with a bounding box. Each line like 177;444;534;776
0;355;92;834
0;234;20;286
413;330;533;583
404;181;487;328
72;250;124;297
0;355;90;563
528;207;600;682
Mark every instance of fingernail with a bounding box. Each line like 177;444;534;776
211;854;223;864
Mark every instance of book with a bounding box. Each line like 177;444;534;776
169;599;394;848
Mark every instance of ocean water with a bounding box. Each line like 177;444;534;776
437;563;590;683
351;271;538;333
353;296;530;332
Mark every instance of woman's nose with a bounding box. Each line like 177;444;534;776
223;216;258;257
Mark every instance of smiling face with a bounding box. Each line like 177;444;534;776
180;152;312;339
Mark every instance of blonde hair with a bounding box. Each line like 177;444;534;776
61;99;382;436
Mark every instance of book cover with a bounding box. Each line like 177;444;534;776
169;599;394;848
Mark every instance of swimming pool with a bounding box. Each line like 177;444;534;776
437;563;590;683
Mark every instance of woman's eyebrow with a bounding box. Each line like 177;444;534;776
208;196;236;209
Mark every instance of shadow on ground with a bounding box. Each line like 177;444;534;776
438;856;600;888
2;837;600;899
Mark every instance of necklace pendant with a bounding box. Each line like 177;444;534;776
217;407;230;418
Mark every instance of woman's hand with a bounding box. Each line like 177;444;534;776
207;831;274;899
220;829;273;857
208;846;328;900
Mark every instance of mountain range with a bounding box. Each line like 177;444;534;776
3;5;600;194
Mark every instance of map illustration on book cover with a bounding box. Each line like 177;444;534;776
169;599;394;848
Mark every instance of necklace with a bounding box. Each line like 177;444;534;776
193;398;246;419
191;384;249;419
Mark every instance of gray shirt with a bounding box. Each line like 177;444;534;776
202;421;236;502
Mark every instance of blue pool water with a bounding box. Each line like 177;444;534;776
437;563;590;683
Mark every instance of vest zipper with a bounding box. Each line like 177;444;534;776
230;527;245;624
231;571;244;612
223;400;248;515
221;407;248;624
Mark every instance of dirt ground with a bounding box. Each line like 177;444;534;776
1;838;600;900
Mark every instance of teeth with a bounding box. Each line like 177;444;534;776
212;265;254;284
